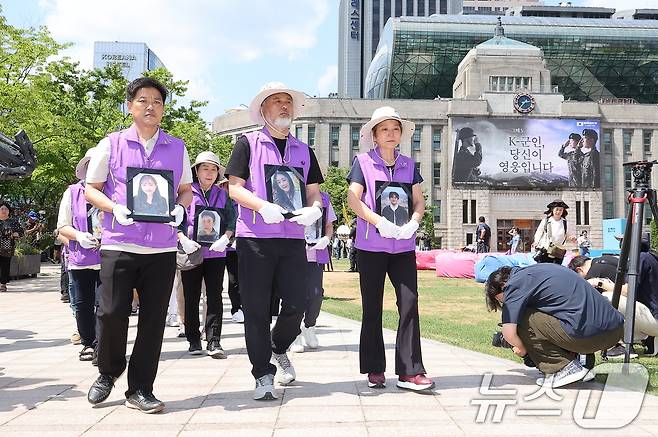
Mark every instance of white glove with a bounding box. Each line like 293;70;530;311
75;231;99;249
375;217;401;239
168;204;185;227
210;235;230;252
258;202;286;224
310;236;330;250
112;204;134;226
179;235;201;254
396;220;419;240
290;206;322;227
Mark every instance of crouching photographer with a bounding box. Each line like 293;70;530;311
485;263;624;388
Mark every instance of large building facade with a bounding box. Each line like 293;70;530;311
462;0;543;16
214;25;658;251
338;0;463;98
93;41;166;82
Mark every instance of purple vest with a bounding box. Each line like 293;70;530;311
306;192;332;264
355;149;416;254
68;182;102;268
102;126;184;248
186;183;228;259
235;127;311;239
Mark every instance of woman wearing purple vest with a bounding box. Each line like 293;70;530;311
177;151;235;358
84;77;193;414
225;82;324;401
56;148;102;362
347;106;434;392
290;191;336;353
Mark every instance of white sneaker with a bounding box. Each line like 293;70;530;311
272;352;296;385
176;325;186;338
165;314;180;327
302;325;319;349
535;359;588;388
289;335;304;353
231;309;244;323
254;374;277;400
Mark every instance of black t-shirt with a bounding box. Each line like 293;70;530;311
346;158;423;193
502;263;624;338
476;223;491;243
225;135;323;184
585;255;620;282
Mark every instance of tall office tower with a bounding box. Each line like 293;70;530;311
338;0;463;98
93;41;166;82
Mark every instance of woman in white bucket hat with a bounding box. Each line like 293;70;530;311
347;106;434;392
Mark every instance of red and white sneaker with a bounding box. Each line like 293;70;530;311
367;372;386;388
397;374;435;391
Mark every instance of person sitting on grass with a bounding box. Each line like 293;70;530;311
485;263;624;388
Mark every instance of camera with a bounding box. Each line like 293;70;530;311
492;331;536;368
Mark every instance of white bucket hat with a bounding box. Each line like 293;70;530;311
75;147;97;180
192;150;225;176
359;106;415;149
249;81;305;126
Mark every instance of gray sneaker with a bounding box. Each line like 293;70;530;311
272;352;296;385
606;344;638;360
537;359;588;388
254;374;277;400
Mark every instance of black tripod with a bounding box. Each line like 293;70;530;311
611;160;658;364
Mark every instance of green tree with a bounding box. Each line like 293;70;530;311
651;219;658;251
320;166;352;225
420;191;436;249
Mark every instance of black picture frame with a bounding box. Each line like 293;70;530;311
264;164;306;219
192;206;227;247
304;207;327;246
374;181;413;227
86;204;103;241
126;167;175;223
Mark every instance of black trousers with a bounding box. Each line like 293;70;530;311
0;255;10;284
181;257;226;343
304;262;324;328
70;269;101;347
60;260;68;294
356;249;426;376
225;250;241;314
236;237;306;379
97;250;175;397
534;252;564;264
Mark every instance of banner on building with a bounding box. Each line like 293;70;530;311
451;118;600;189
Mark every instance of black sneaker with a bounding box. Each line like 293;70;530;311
188;339;203;355
125;390;164;414
87;374;117;404
206;338;226;359
91;347;98;367
642;336;657;356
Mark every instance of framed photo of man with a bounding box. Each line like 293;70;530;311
304;207;326;246
86;204;104;241
193;207;226;246
375;181;413;227
126;167;175;223
264;164;306;218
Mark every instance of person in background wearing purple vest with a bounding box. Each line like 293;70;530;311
84;77;193;414
347;106;434;392
56;147;102;362
176;151;236;358
290;191;336;353
225;82;324;400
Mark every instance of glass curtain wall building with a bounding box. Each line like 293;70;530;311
365;15;658;102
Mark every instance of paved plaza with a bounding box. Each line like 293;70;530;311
1;264;657;436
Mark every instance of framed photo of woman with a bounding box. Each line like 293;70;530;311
264;164;306;218
374;181;413;227
304;207;326;246
193;207;227;246
126;167;175;223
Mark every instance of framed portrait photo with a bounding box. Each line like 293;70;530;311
304;207;326;246
193;207;227;247
375;181;413;227
264;164;306;218
86;204;104;241
126;167;175;223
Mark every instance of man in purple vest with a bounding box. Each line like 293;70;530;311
84;77;193;413
56;147;102;363
225;82;323;400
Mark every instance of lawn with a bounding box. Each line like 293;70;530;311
322;258;658;395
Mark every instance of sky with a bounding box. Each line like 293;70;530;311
1;0;655;123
